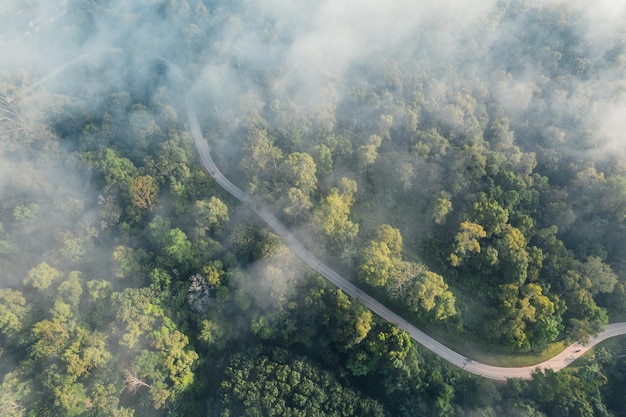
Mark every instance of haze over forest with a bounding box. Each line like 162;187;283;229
2;0;626;416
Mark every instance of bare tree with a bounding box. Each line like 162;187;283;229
124;370;150;393
188;273;212;312
385;261;426;300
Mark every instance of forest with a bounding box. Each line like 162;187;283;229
1;0;626;416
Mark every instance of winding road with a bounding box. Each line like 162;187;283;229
20;54;626;382
178;72;626;381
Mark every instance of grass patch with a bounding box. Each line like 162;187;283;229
609;310;626;323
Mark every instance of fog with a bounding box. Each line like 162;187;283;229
2;0;626;413
3;0;624;155
0;0;624;295
1;0;625;327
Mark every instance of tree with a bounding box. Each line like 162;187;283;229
90;382;135;417
578;256;618;295
311;144;334;176
0;221;9;256
397;161;417;190
112;245;149;279
455;144;487;181
413;128;449;161
385;261;425;299
311;187;359;258
23;262;63;290
450;221;486;266
87;148;138;192
327;290;374;350
347;322;413;378
61;327;111;378
130;329;198;409
148;215;194;268
57;271;83;310
405;271;456;320
0;371;31;417
56;229;95;264
128;175;158;210
220;347;386;417
29;318;71;359
192;196;229;234
358;225;403;287
198;318;230;349
496;225;530;286
359;241;395;287
374;224;403;258
241;122;283;194
471;197;509;237
281;152;317;195
283;187;313;220
187;273;212;312
357;144;379;171
152;327;199;389
112;288;163;349
527;368;609;417
124;370;150;393
0;289;28;340
431;193;453;225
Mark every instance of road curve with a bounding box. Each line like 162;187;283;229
175;72;626;381
23;55;626;381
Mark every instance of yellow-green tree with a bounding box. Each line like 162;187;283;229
129;175;158;210
405;271;456;320
450;221;486;266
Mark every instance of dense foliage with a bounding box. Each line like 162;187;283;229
1;0;626;416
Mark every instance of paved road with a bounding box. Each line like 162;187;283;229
178;77;626;380
24;55;626;381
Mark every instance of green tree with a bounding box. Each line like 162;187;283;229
86;148;138;192
471;197;509;237
357;144;379;171
0;371;31;417
431;192;453;225
578;256;618;295
0;289;28;341
89;383;135;417
57;271;83;310
311;144;334;176
61;327;111;378
130;328;198;410
283;187;313;220
374;224;403;258
29;318;72;359
496;225;530;286
405;271;456;320
149;215;194;268
23;262;63;290
358;225;403;287
312;187;359;258
282;152;318;195
112;245;149;279
413;128;449;161
192;196;230;234
112;288;163;349
220;346;386;417
359;241;395;287
450;221;486;266
56;229;94;264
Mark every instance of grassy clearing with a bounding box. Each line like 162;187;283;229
609;310;626;323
